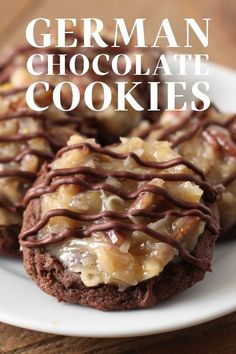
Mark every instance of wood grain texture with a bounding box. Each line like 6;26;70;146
1;312;236;353
0;0;235;352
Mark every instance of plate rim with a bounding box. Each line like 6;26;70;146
0;301;236;338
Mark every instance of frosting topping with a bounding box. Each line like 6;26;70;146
20;135;219;289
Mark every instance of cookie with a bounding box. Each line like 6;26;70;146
0;30;163;256
20;135;220;310
133;104;236;239
0;88;80;256
0;225;21;257
0;32;163;144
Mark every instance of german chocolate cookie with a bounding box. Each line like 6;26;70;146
20;135;220;310
0;88;80;256
134;104;236;239
0;31;163;256
0;32;162;144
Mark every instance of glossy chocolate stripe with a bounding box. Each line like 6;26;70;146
19;220;211;271
156;111;236;147
0;148;53;164
0;86;30;97
203;115;236;129
0;86;87;130
24;177;212;214
20;139;218;274
0;200;23;212
169;116;236;149
223;172;236;187
171;123;202;148
56;142;205;179
157;110;204;141
0;131;61;148
204;127;236;157
134;106;228;143
0;44;69;71
19;206;218;240
24;173;218;208
0;111;44;122
0;169;36;180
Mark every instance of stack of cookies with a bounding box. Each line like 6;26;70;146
0;37;235;311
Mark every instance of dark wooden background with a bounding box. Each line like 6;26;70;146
0;0;236;353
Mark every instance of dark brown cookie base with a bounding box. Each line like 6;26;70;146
22;193;218;311
23;229;216;311
0;225;21;257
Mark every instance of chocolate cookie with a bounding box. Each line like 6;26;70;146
0;30;163;256
0;88;81;256
0;225;21;257
134;104;236;239
0;31;162;144
20;136;220;310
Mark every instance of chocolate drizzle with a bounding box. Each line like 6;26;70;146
23;142;222;206
0;110;44;122
0;87;94;217
0;148;53;164
142;108;236;147
138;106;236;187
0;37;162;138
223;171;236;187
0;109;79;213
20;141;220;271
0;86;31;97
0;200;22;212
55;142;206;178
0;169;36;180
0;36;159;236
20;219;211;271
23;171;219;207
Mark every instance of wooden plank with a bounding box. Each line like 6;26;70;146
0;312;236;353
0;323;55;352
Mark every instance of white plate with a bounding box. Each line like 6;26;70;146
0;56;236;338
